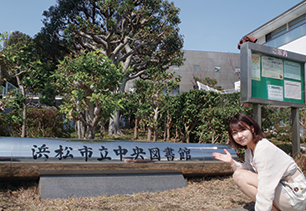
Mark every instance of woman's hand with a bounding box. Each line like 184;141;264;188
212;149;234;165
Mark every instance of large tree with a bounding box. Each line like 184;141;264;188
32;29;73;108
132;69;180;141
0;31;42;137
55;50;123;139
42;0;184;135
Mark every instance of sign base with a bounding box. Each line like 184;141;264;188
39;170;187;200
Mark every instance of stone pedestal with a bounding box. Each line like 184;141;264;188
39;169;187;200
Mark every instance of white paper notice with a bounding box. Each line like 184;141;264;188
284;61;301;80
268;85;283;101
284;80;301;100
262;56;283;79
251;54;260;81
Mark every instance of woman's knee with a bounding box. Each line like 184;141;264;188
233;169;257;188
233;169;245;186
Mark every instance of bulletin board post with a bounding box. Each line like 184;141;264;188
240;42;306;157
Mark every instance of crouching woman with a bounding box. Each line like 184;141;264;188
212;113;306;211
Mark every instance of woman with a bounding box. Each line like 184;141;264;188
212;113;306;211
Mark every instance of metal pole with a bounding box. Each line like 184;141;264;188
291;108;300;158
253;104;261;128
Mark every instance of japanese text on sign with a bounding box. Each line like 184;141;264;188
31;144;192;162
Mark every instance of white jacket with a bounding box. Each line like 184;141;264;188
231;138;297;211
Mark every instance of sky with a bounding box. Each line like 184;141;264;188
0;0;303;54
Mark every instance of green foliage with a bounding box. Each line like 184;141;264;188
168;89;221;143
42;0;185;136
0;108;71;138
55;50;123;139
129;69;180;141
197;106;247;144
42;0;184;80
0;31;46;137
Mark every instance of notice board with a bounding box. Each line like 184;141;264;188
240;42;306;108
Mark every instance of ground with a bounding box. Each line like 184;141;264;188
0;176;254;211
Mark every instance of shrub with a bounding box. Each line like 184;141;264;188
0;108;72;138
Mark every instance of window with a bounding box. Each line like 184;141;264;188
163;85;180;95
266;24;287;41
194;65;200;71
289;14;306;30
215;67;220;72
235;68;240;73
170;85;180;95
173;65;179;70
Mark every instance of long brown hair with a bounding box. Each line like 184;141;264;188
228;114;264;150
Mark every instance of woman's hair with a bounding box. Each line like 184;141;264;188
228;113;264;150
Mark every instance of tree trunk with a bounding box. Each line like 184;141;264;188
184;124;190;143
21;103;26;137
108;109;123;136
81;123;86;139
77;120;81;139
175;127;179;143
185;133;190;143
100;120;105;139
16;75;26;138
163;117;167;142
143;123;146;136
77;100;81;139
147;126;153;142
152;107;159;142
166;118;172;141
153;125;158;142
80;112;86;138
86;126;95;139
108;80;127;136
134;116;140;140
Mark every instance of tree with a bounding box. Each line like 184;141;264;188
55;50;123;139
32;29;73;108
133;69;180;141
0;31;42;137
121;88;145;140
177;89;220;143
193;76;223;91
163;93;183;142
41;0;184;135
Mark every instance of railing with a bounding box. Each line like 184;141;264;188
0;81;20;98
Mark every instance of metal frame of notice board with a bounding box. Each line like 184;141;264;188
240;42;306;157
240;42;306;108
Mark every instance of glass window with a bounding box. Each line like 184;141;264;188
266;24;287;41
289;14;306;30
170;85;180;95
173;65;179;70
215;67;220;72
194;65;200;71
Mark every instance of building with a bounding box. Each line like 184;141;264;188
125;50;241;94
247;0;306;55
169;50;240;93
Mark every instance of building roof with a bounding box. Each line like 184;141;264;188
247;0;306;38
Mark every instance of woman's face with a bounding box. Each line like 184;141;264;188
231;127;254;148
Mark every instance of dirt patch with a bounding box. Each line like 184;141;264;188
0;176;254;211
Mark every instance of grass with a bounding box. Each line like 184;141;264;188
0;176;255;211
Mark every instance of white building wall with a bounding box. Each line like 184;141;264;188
280;36;306;55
